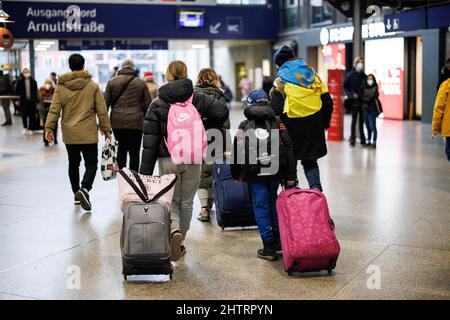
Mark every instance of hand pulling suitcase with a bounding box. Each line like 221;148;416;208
276;188;340;275
118;170;177;280
212;163;256;230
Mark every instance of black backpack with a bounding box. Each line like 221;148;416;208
243;119;286;177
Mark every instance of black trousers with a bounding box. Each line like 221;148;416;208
113;129;143;172
350;107;366;144
21;100;37;130
65;144;98;194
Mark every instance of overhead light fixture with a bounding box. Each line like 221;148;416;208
39;41;55;45
192;44;206;49
0;1;13;23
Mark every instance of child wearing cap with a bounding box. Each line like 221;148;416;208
231;89;297;261
144;72;158;101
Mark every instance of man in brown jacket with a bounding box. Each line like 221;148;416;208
104;60;151;171
45;54;112;211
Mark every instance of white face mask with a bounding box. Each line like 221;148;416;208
356;63;364;72
367;80;374;86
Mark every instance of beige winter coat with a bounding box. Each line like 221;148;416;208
45;70;111;144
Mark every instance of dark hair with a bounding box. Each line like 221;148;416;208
68;54;85;71
447;58;450;64
366;74;377;85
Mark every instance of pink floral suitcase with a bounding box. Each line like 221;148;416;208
276;188;340;275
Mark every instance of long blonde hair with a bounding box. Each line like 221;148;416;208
166;60;188;82
196;68;220;88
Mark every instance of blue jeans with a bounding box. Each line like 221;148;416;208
249;181;280;242
446;137;450;162
364;110;378;143
301;160;322;191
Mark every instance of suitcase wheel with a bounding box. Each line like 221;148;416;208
123;275;128;281
327;262;336;275
287;260;299;276
169;273;173;280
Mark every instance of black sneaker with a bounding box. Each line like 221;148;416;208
74;195;81;205
75;188;91;211
197;208;211;222
170;231;183;262
257;240;278;261
349;141;355;147
1;122;12;126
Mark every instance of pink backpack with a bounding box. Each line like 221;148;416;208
165;94;207;164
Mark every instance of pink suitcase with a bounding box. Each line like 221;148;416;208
276;188;340;275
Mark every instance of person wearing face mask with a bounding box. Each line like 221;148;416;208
39;79;57;146
0;70;12;126
15;68;39;135
361;74;382;149
344;57;367;146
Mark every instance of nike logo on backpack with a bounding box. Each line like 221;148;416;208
177;113;191;123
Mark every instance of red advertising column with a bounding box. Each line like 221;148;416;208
327;69;344;141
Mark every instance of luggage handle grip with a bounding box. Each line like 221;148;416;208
118;169;177;203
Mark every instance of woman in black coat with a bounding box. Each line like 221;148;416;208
15;69;39;134
139;60;228;262
361;74;382;149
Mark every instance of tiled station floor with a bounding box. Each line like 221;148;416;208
0;107;449;300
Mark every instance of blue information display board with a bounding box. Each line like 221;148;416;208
384;4;450;33
6;1;279;40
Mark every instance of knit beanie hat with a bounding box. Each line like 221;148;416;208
273;45;295;67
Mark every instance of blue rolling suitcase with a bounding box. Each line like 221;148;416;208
212;164;256;230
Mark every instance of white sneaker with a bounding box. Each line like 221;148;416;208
22;129;29;135
26;130;33;135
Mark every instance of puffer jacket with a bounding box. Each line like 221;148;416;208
361;85;380;113
104;67;151;130
433;78;450;137
230;104;297;184
195;84;231;189
140;79;229;175
45;70;111;145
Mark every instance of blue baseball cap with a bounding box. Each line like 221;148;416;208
246;89;269;105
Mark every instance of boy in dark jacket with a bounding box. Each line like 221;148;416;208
231;90;297;261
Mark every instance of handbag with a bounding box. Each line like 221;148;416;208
117;168;177;211
375;98;383;115
101;140;119;181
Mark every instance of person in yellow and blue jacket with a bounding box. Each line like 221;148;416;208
432;78;450;162
270;45;333;191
